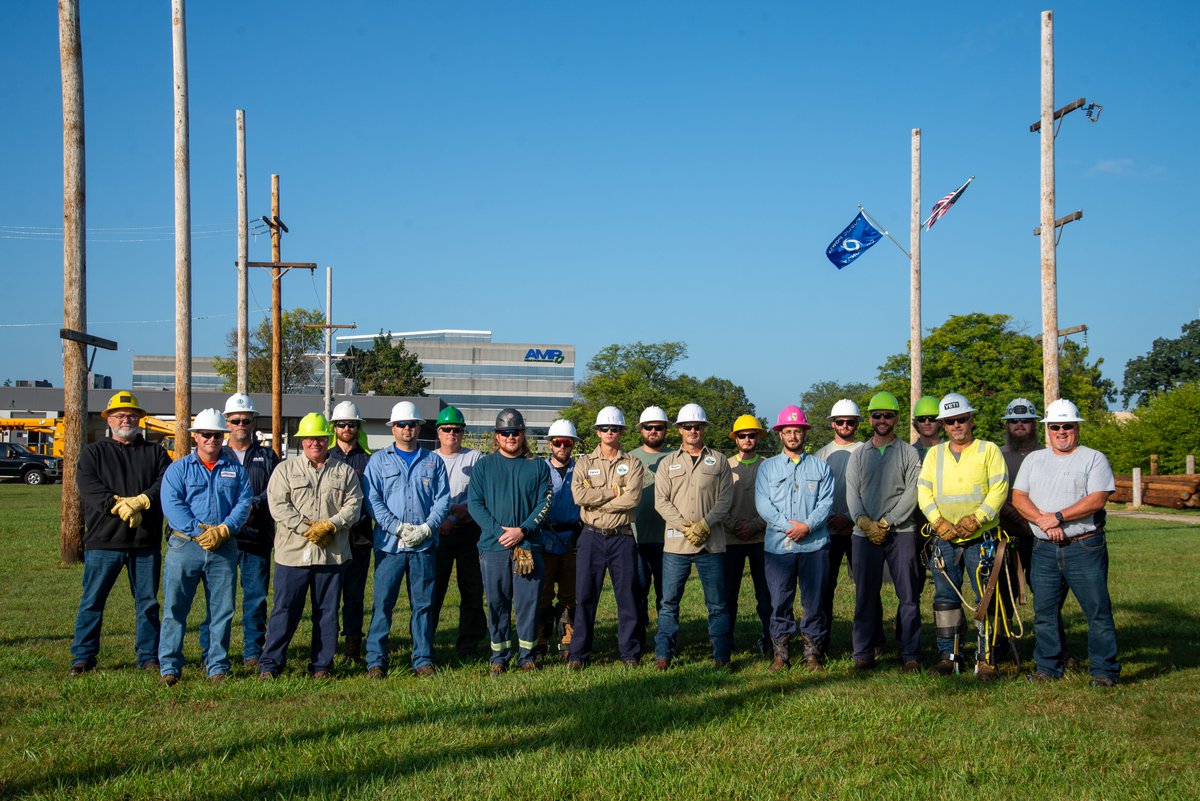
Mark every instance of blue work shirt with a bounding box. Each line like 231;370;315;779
540;458;581;555
161;452;253;538
754;452;835;555
364;444;449;554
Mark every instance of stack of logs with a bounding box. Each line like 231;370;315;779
1112;474;1200;509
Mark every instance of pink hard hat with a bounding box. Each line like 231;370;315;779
773;405;811;431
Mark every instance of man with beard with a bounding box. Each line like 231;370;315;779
911;396;944;461
70;392;172;676
327;400;373;662
725;414;771;656
813;399;863;659
630;406;672;654
999;398;1043;584
536;419;582;660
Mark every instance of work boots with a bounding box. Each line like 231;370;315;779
345;634;363;662
769;637;790;673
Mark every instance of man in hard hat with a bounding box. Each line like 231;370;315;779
630;406;673;655
754;406;835;672
467;409;552;673
158;409;253;685
70;391;173;677
814;398;864;659
653;403;734;670
725;414;771;657
569;407;645;669
917;393;1009;680
260;413;363;679
536;419;583;660
911;396;944;461
429;405;486;661
196;393;279;670
999;398;1043;587
1011;399;1118;687
363;401;450;678
327;400;373;662
845;392;923;672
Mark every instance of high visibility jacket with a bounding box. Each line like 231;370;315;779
916;439;1008;543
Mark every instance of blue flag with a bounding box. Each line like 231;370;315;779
825;211;883;269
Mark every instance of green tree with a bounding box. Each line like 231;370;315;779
336;332;429;397
213;308;325;393
876;313;1115;444
1121;319;1200;408
800;380;874;451
1082;381;1200;474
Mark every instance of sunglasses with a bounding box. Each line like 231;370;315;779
1047;423;1076;431
641;424;666;432
735;432;758;440
497;429;523;438
110;413;142;423
914;416;938;424
392;421;419;429
596;426;623;434
1008;405;1033;416
679;423;705;432
227;417;254;426
943;415;971;427
333;421;358;429
832;418;857;426
870;412;897;420
439;427;464;434
195;431;223;440
551;438;575;448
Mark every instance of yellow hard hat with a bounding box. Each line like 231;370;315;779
729;414;768;440
295;412;334;444
102;391;145;419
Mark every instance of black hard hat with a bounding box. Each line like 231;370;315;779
495;408;525;430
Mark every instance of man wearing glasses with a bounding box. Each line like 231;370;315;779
70;392;173;677
536;419;583;660
654;403;735;670
911;396;944;461
569;407;645;669
159;408;253;685
430;405;486;661
630;406;673;655
363;401;449;678
467;408;552;674
1012;399;1118;687
917;393;1009;679
999;398;1043;588
327;400;373;663
814;399;864;661
725;415;771;657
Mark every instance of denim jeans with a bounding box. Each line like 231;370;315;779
341;541;373;639
723;542;771;654
763;547;829;655
366;549;437;671
1030;533;1119;682
479;548;544;667
634;542;664;652
199;549;271;664
930;537;987;661
260;563;345;675
655;551;731;662
71;546;161;668
572;530;639;662
159;536;237;678
851;532;922;663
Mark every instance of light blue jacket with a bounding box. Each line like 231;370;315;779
364;445;450;554
161;452;253;538
754;452;835;555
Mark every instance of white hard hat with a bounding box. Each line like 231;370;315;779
1001;397;1039;421
547;419;581;440
639;406;669;425
331;400;363;422
189;408;229;433
828;399;861;420
224;393;256;416
936;393;977;420
388;400;424;426
1041;398;1084;424
675;403;708;425
594;406;626;428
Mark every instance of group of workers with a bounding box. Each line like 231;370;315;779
67;387;1120;687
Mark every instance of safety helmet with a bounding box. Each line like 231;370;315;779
936;393;977;420
828;399;861;420
495;408;526;431
867;392;901;413
102;391;145;420
1041;398;1084;424
639;406;669;425
224;393;256;416
913;396;940;418
1001;397;1040;421
547;419;581;441
772;405;811;431
435;406;466;428
594;406;627;429
295;412;334;443
188;408;228;433
330;400;363;423
675;403;708;426
388;401;424;426
729;414;767;440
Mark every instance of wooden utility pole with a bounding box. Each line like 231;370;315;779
910;128;922;440
172;0;192;455
270;174;282;454
58;0;86;564
1039;10;1058;411
236;109;248;393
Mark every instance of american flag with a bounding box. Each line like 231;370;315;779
925;176;974;230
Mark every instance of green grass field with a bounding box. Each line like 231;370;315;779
2;484;1198;800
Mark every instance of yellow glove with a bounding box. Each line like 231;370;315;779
612;484;624;498
196;523;232;551
303;519;337;547
933;517;958;543
127;509;143;530
512;547;535;576
682;519;710;547
957;515;981;537
110;493;151;523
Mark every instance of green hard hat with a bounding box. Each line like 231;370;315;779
435;406;466;428
295;412;334;444
913;396;940;417
867;391;900;413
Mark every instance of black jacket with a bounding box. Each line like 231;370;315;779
222;441;281;556
328;443;374;547
76;435;173;551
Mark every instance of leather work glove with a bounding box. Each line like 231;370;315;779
856;515;881;540
933;517;958;543
868;518;890;546
682;519;710;548
111;493;152;523
304;519;337;547
397;523;433;549
512;547;535;576
957;515;981;537
612;483;625;498
127;509;143;530
196;523;232;551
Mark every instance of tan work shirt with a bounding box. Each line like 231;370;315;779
267;455;363;567
571;446;645;532
654;446;734;555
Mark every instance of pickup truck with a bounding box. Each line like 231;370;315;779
0;441;62;485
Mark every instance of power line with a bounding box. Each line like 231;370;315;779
0;307;271;329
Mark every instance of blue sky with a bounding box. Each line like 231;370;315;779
2;1;1197;417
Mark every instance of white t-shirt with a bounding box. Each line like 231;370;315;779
1013;446;1115;540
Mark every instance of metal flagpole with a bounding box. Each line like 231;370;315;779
857;205;910;259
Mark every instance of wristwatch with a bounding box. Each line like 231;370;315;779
1054;511;1065;526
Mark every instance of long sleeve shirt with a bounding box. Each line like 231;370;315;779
328;442;375;546
222;440;280;555
571;446;644;531
76;435;172;551
727;455;767;545
267;455;363;566
630;447;672;545
844;439;921;535
161;452;253;538
654;447;734;555
916;439;1009;543
467;452;552;553
754;452;834;555
364;445;450;554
